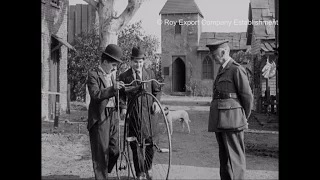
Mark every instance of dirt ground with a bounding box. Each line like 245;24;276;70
42;100;278;179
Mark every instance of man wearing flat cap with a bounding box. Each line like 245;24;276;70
207;40;254;180
86;44;126;180
118;46;161;180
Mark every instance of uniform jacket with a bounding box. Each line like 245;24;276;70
86;68;126;130
208;59;254;132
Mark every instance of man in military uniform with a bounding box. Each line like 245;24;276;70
207;40;254;180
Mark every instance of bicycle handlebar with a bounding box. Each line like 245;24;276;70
123;79;165;86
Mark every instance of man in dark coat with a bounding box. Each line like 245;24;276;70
87;44;126;180
119;46;161;180
207;40;254;180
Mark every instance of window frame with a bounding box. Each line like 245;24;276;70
202;56;213;79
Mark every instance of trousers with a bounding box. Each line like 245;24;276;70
89;108;119;180
215;131;246;180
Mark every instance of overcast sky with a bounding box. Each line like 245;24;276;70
70;0;250;38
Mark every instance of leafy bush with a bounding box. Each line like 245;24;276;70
68;21;161;101
68;33;100;101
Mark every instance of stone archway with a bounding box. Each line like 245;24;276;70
172;57;186;92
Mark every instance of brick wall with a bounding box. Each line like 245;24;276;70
41;0;69;120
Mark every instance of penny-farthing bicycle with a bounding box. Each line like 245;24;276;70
115;79;172;180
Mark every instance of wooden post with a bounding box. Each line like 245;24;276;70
54;94;60;128
265;78;270;113
66;84;71;114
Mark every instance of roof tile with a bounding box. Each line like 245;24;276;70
265;24;275;35
254;24;267;36
159;0;204;18
264;42;273;51
260;43;269;52
252;9;262;20
198;32;248;51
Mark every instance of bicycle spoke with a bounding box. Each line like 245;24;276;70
146;94;153;137
124;90;171;180
130;100;141;141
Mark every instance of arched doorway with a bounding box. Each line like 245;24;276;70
172;57;186;92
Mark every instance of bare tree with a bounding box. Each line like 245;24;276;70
83;0;147;109
83;0;146;52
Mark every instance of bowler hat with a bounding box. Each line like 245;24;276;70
131;46;145;60
102;44;123;63
206;40;229;51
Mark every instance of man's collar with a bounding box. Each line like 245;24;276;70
98;65;109;76
132;68;142;74
222;57;232;69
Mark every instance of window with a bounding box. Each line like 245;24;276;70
202;56;213;79
175;24;181;34
50;0;60;7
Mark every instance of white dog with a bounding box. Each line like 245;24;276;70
163;107;191;135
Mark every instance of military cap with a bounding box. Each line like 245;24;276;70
206;40;229;51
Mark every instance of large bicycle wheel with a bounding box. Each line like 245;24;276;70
124;91;171;180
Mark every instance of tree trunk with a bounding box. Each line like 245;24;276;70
97;0;117;51
99;30;118;51
84;0;144;107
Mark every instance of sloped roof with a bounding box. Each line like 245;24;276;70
249;0;276;39
260;41;276;52
159;0;204;18
198;32;249;51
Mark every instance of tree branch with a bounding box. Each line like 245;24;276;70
115;0;144;30
83;0;98;10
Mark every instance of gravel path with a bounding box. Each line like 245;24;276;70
42;133;278;179
42;98;278;179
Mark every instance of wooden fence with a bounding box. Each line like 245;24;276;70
68;4;97;44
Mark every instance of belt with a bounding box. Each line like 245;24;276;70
213;91;238;99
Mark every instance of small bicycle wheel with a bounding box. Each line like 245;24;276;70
124;91;171;180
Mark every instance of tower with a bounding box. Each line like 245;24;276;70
159;0;204;94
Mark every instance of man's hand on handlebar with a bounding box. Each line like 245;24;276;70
111;73;125;90
114;81;125;90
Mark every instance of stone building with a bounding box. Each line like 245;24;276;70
41;0;75;120
159;0;249;96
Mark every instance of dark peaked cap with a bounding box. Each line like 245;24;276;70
206;40;229;51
